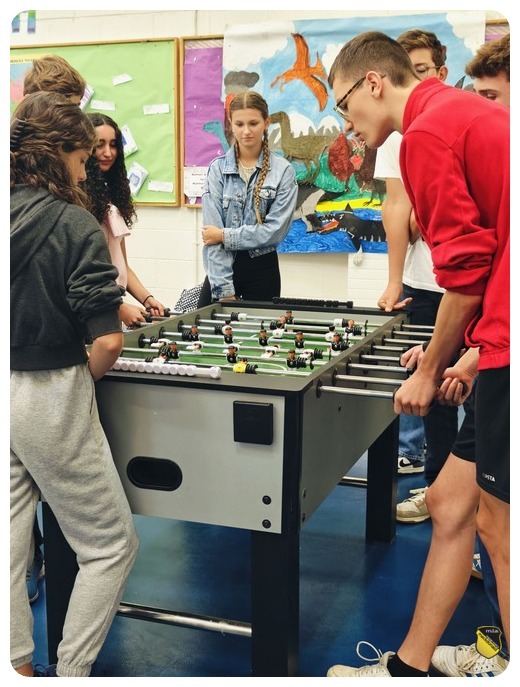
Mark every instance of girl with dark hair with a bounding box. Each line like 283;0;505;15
199;90;298;304
10;92;139;677
84;112;166;326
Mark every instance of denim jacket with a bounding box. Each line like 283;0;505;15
201;146;298;256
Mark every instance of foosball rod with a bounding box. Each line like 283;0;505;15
318;386;395;399
400;323;435;331
360;354;402;363
124;345;326;368
391;329;432;339
382;336;430;346
118;351;316;377
335;374;404;386
188;321;375;336
198;318;376;340
212;312;362;328
371;344;409;352
348;362;411;374
154;328;343;348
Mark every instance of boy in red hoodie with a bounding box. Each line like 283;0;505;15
326;31;509;678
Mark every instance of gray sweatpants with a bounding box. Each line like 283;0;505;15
10;364;139;677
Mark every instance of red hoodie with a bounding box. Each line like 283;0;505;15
400;79;509;371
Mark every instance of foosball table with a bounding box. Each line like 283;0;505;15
42;300;434;677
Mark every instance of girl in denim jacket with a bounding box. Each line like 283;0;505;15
200;91;298;303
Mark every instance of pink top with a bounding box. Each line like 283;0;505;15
100;204;131;289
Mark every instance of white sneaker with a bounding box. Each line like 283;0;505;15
397;455;425;474
327;641;395;677
396;487;430;523
431;643;507;677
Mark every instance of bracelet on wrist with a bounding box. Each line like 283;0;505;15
142;294;154;306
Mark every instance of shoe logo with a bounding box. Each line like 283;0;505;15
476;626;502;658
482;472;496;482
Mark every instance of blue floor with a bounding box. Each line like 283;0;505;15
30;457;492;679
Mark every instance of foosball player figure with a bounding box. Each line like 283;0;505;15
331;332;349;355
187;324;199;341
325;325;336;342
191;341;203;353
294;330;305;348
285;310;294;324
272;321;285;339
222;324;233;344
344;319;363;336
226;345;238;364
261;345;279;359
344;319;356;334
286;349;298;368
258;329;269;346
159;341;179;361
233;359;258;374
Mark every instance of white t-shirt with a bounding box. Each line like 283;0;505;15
374;131;443;293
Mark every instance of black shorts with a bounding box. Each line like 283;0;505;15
474;367;510;503
452;383;477;462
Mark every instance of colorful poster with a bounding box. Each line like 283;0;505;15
222;12;485;253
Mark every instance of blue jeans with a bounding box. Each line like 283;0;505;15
402;285;459;485
399;412;424;461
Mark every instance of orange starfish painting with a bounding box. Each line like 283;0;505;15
270;33;328;110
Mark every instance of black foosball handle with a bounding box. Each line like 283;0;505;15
272;297;354;309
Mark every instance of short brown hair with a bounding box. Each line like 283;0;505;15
23;54;86;100
397;29;447;67
465;33;510;81
328;31;417;89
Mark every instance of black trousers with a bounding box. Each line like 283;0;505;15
198;250;281;307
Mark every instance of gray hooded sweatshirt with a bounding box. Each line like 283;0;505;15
10;185;123;371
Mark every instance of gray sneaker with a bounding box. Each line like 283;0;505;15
431;643;507;677
396;487;430;523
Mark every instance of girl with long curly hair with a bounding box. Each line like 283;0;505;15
84;113;166;325
10;91;139;678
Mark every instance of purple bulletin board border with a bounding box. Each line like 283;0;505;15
181;36;225;207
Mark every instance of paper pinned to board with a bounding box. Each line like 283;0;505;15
113;73;132;86
127;161;148;196
90;99;115;111
143;103;170;115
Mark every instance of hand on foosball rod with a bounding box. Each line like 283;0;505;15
434;348;478;406
394;369;438;417
119;302;150;327
142;295;166;317
400;343;423;370
435;375;472;406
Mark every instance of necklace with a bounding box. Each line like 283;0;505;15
238;159;256;171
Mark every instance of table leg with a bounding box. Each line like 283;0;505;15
250;529;300;676
366;415;398;542
41;502;77;664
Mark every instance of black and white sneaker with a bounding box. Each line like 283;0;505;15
397;455;425;474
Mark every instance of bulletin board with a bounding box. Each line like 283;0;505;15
10;39;179;206
484;18;509;41
180;35;225;207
